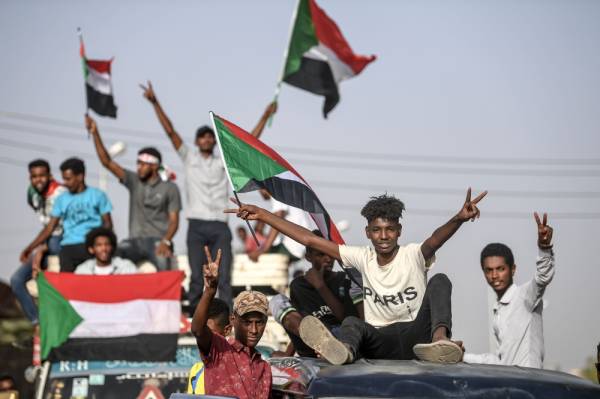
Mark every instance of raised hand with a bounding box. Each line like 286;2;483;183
224;197;262;221
456;188;487;222
203;245;222;290
139;81;157;104
304;267;326;290
85;114;98;135
534;212;553;249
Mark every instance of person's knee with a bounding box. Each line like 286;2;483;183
428;273;451;288
9;271;22;289
342;315;363;328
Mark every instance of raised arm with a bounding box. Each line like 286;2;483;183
250;102;278;139
140;81;183;151
20;217;59;262
524;212;555;309
191;246;222;354
421;188;487;261
225;201;341;261
85;115;125;181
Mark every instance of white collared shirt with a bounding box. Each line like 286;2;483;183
464;248;555;368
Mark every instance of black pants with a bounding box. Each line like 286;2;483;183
59;243;92;272
187;219;232;309
116;237;172;271
340;273;453;360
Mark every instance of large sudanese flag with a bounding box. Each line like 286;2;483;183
210;112;344;246
80;36;118;117
282;0;376;118
37;271;183;361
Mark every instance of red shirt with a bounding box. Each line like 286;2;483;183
202;333;272;399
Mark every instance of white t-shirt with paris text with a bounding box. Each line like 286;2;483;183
339;243;434;328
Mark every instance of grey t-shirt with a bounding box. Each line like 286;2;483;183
177;144;229;222
121;170;182;238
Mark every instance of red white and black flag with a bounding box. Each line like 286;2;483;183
210;112;344;246
280;0;376;118
79;31;117;118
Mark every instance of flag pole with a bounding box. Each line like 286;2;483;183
78;27;91;136
267;0;301;127
210;112;261;247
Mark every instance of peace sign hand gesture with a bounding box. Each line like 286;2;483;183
534;212;553;249
456;188;488;222
139;81;157;104
203;246;222;291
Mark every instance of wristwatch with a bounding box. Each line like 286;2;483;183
161;239;172;247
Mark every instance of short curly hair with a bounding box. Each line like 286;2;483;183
480;243;514;268
360;194;405;223
85;227;117;252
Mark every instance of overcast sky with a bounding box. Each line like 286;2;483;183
1;0;599;371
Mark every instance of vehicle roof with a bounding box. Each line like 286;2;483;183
306;359;600;398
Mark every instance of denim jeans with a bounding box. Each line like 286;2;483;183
10;236;61;324
116;237;173;271
187;220;232;310
340;273;453;360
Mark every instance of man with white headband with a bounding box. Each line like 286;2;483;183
140;80;276;308
86;115;182;270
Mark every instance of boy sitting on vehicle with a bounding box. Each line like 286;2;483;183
73;228;137;275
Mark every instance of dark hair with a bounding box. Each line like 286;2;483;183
196;125;215;140
138;147;162;164
60;157;85;175
306;229;324;253
360;194;405;223
208;298;230;329
85;227;117;251
480;243;515;268
28;159;50;173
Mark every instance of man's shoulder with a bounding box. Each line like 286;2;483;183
289;276;311;292
74;259;95;274
83;186;106;197
160;179;180;192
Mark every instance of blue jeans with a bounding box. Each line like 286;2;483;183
10;236;61;324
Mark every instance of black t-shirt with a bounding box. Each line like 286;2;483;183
289;271;359;329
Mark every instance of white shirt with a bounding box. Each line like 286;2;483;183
339;243;434;327
270;199;313;259
463;248;555;368
74;257;138;275
178;145;229;222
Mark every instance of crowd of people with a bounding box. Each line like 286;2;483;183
10;83;565;398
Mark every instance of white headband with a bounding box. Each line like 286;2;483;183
137;153;160;165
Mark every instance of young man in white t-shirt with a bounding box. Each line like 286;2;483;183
74;228;137;275
226;188;486;364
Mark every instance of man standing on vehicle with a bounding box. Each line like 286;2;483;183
226;189;486;364
141;81;276;307
463;213;555;368
191;246;271;399
86;115;181;270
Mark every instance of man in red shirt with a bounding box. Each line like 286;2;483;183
191;246;272;399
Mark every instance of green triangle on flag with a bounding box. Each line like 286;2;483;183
212;115;287;192
37;272;83;359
